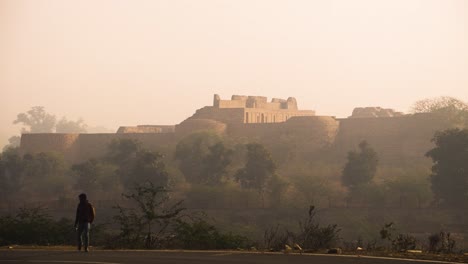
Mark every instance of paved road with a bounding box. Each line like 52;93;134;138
0;250;459;264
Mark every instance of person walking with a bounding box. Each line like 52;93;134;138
74;193;95;252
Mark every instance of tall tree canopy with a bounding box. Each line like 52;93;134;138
106;138;168;188
14;106;56;133
55;117;88;133
234;143;276;193
426;128;468;207
411;96;468;127
175;132;232;185
342;140;378;188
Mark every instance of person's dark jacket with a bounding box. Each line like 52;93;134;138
75;201;95;226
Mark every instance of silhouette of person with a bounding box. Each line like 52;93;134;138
74;193;95;252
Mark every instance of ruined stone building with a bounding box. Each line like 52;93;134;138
19;94;452;164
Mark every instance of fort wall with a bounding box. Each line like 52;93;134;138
175;119;227;138
17;95;457;167
228;116;339;152
244;109;315;123
20;133;176;163
117;125;175;133
213;94;303;112
184;107;245;124
334;113;452;164
20;133;81;161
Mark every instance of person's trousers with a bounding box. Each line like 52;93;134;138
77;222;91;250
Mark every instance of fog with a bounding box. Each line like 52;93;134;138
1;0;467;148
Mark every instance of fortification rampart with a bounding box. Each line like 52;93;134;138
20;133;176;163
228;116;339;153
334;113;452;164
20;134;81;161
17;95;457;166
117;125;175;133
187;94;315;125
214;94;299;110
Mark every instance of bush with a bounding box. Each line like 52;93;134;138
428;232;456;253
171;219;251;250
0;207;75;246
295;206;341;251
262;206;341;252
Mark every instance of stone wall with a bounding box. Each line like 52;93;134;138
334;113;452;164
244;109;315;123
19;133;81;161
175;119;227;138
228;116;339;153
20;133;176;164
117;125;175;133
213;94;301;111
184;107;246;124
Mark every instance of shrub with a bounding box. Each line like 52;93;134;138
172;219;250;250
428;232;456;253
0;207;75;246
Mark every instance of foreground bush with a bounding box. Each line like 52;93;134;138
169;219;251;250
0;207;74;246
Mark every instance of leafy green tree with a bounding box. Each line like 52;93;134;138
131;150;169;187
292;173;333;206
13;106;56;133
72;159;102;194
199;142;233;185
411;96;468;127
426;128;468;207
0;149;25;199
22;152;69;197
342;140;378;188
235;143;277;204
114;181;185;249
105;139;169;188
55;117;88;133
106;138;140;164
268;175;289;207
3;136;21;151
175;132;230;185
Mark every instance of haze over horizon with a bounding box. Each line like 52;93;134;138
1;0;467;148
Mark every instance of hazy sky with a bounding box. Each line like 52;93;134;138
1;0;467;148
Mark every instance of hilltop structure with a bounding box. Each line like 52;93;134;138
19;94;451;164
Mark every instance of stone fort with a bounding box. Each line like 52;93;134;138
19;94;451;164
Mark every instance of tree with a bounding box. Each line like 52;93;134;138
174;132;227;185
72;159;103;194
131;150;169;187
0;149;25;200
199;142;233;185
234;143;277;205
114;181;185;248
12;106;89;135
2;136;21;152
411;96;468;127
411;96;468;114
22;152;69;198
426;128;468;207
342;140;378;188
106;138;140;164
13;106;56;133
105;138;169;188
55;117;87;133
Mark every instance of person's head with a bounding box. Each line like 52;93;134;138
78;193;87;202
